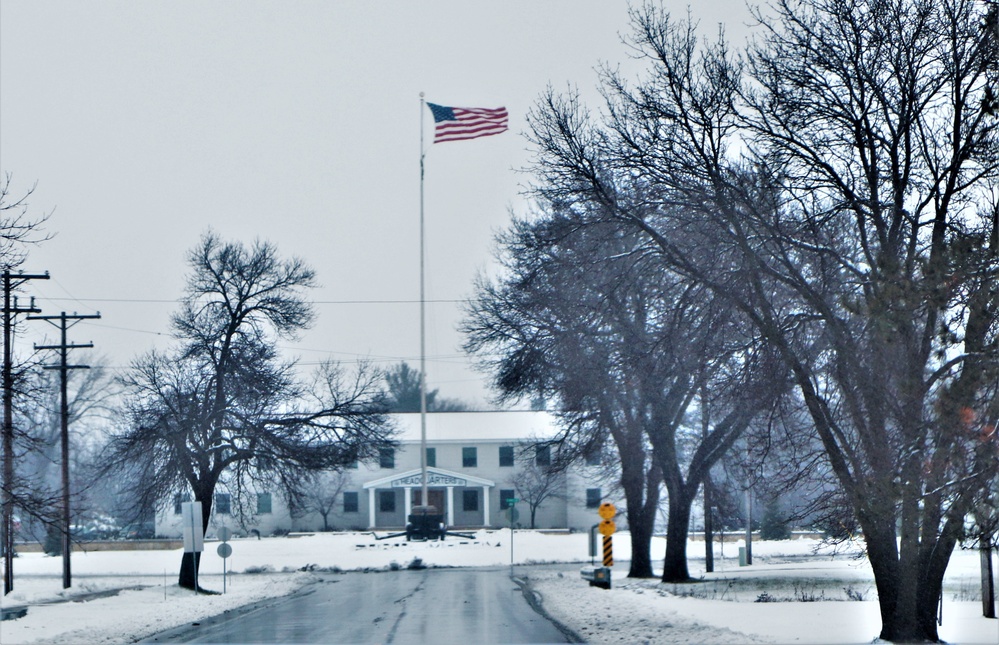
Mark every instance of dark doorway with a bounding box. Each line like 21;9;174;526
413;489;446;515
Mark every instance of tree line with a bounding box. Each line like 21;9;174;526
0;207;469;591
462;1;999;641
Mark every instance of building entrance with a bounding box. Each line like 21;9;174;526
413;489;445;514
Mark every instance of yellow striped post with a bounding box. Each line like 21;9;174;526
602;535;613;567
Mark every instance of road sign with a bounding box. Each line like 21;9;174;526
598;502;616;520
216;539;233;595
218;527;232;542
598;519;616;536
181;502;204;553
506;498;519;505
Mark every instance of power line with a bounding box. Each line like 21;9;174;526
36;297;468;305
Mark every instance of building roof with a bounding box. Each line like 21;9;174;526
391;410;558;444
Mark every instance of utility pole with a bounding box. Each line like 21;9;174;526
2;269;48;596
744;487;753;566
700;379;713;573
29;311;100;590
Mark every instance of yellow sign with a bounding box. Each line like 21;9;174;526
598;502;616;520
598;519;616;536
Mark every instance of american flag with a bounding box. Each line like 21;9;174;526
427;103;508;143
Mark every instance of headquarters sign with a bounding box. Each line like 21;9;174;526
392;473;467;488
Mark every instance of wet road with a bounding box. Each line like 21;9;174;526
145;566;571;644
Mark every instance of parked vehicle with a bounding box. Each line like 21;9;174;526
118;522;155;539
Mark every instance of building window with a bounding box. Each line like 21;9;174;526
343;491;359;513
379;447;395;469
426;447;436;468
256;492;272;514
463;489;479;512
379;490;396;513
535;445;551;467
173;494;189;515
462;447;477;468
585;450;601;466
215;493;231;515
499;489;516;510
586;488;602;509
499;446;514;467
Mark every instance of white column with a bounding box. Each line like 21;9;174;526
482;486;490;527
368;489;376;529
446;487;455;526
404;487;412;517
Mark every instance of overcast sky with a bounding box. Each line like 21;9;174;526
0;1;754;407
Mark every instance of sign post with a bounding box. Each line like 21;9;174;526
217;527;233;594
598;503;616;568
506;497;519;567
582;502;616;589
181;501;203;595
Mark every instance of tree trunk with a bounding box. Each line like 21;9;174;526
982;541;996;619
661;491;694;582
863;516;959;642
620;454;660;578
178;550;203;590
624;492;657;578
178;488;214;591
704;477;714;573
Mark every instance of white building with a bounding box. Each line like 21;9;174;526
155;411;620;538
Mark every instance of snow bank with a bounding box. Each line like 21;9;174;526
0;531;995;645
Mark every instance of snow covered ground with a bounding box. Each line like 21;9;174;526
0;530;996;644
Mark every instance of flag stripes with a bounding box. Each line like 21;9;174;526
427;103;508;143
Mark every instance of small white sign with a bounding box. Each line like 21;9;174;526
181;501;204;553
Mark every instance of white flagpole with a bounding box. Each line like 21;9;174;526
419;93;429;509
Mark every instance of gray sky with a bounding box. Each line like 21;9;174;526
0;1;753;407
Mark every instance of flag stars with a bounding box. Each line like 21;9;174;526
428;103;457;123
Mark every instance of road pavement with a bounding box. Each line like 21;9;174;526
144;566;574;644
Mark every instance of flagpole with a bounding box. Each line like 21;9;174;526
419;93;429;510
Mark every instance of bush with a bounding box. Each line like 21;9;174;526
843;585;867;601
44;527;62;556
759;496;792;540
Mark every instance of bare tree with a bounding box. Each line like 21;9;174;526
16;363;119;547
464;208;785;580
0;174;50;592
464;215;664;576
0;174;51;267
525;2;999;640
100;233;394;590
509;455;565;529
299;470;353;531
